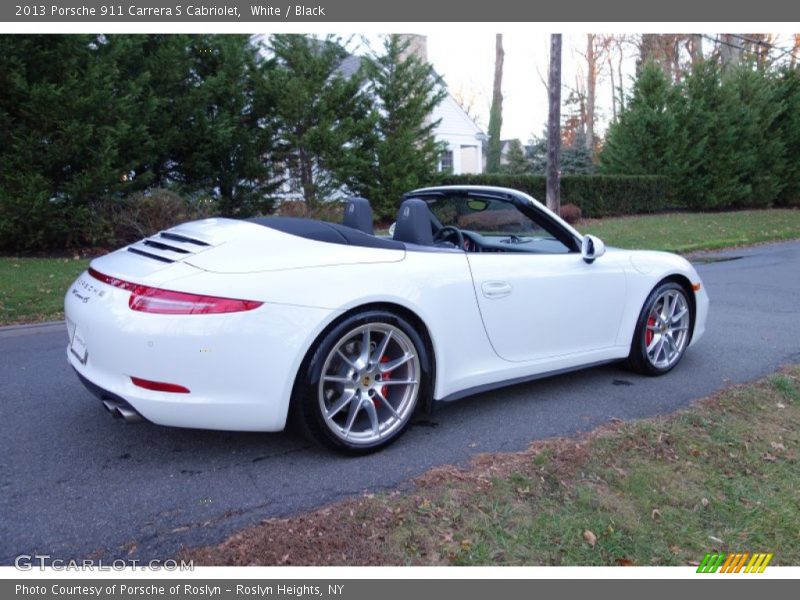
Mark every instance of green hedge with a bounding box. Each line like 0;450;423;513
439;174;672;218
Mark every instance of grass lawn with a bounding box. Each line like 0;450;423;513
582;208;800;253
182;366;800;566
0;257;90;325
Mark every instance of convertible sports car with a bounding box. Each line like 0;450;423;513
65;185;708;452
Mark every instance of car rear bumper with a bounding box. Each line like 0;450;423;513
65;270;338;432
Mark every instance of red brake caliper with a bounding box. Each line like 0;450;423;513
377;355;392;407
646;315;656;346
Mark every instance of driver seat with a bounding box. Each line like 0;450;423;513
393;198;435;246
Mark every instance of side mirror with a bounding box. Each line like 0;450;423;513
581;234;606;264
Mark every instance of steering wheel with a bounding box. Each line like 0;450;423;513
433;225;466;250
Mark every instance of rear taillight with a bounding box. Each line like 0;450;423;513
88;268;262;315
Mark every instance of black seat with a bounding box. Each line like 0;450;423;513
342;197;373;235
393;198;435;246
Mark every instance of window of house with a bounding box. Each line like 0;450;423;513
439;150;454;173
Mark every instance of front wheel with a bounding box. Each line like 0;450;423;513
626;282;692;376
292;310;429;453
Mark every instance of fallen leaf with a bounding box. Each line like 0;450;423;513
762;452;778;462
701;497;709;507
651;509;662;520
776;402;786;409
583;530;597;547
770;442;786;451
616;558;634;566
709;535;724;544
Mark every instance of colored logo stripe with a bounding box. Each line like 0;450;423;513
697;552;774;573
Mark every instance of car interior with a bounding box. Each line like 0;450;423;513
251;194;573;254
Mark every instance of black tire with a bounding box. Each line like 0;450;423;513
290;309;431;454
626;281;693;376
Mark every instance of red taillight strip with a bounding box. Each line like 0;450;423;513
130;376;190;394
88;268;263;315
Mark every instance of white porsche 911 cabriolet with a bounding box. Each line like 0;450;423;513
65;185;708;452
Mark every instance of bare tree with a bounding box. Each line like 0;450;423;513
638;34;685;81
598;35;630;122
792;34;800;68
584;34;601;156
451;84;484;128
546;34;562;214
718;34;744;69
688;34;703;67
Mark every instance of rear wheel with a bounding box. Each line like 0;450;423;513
292;310;429;453
626;282;692;375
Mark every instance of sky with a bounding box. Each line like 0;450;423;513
356;33;636;143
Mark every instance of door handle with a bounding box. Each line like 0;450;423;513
481;281;513;299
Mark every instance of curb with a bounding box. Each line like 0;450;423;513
0;320;65;338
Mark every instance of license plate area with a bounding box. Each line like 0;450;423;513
70;324;89;365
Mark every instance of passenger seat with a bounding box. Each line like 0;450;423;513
342;197;374;235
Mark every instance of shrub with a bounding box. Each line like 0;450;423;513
275;200;344;223
438;173;671;218
559;203;582;224
107;189;218;246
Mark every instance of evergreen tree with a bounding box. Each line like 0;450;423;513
724;64;785;208
265;34;375;207
601;61;682;178
529;129;598;175
173;35;279;215
501;139;530;174
0;35;133;249
359;35;447;220
773;67;800;206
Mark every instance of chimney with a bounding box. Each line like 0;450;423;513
398;34;428;63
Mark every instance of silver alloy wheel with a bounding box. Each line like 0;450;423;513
318;323;421;447
645;289;690;370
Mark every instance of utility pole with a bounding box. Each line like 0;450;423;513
546;33;562;214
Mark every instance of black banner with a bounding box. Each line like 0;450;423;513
2;0;799;22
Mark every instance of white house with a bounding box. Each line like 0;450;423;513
432;94;487;174
339;35;487;176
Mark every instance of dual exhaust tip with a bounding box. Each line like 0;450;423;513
102;399;144;423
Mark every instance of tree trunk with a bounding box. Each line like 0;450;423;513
585;34;597;156
486;33;504;173
617;39;625;113
689;34;703;68
719;34;743;69
607;50;617;122
546;34;562;214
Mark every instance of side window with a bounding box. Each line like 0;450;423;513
426;195;571;254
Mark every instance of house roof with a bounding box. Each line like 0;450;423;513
336;54;363;79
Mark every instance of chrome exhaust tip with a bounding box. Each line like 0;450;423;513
116;404;144;423
101;398;144;423
102;399;122;417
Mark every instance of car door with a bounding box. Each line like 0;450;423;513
467;251;628;363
